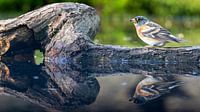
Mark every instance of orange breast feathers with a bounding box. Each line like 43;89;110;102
135;84;154;97
137;25;150;34
136;25;161;43
136;25;149;37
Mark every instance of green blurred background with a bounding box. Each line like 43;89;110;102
0;0;200;47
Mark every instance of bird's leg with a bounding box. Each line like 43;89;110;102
144;42;165;48
153;42;165;47
144;45;155;48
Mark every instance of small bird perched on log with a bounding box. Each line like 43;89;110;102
129;75;183;105
130;16;184;47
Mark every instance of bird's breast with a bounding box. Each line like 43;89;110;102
136;27;161;46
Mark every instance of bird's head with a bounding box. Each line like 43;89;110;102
130;16;149;26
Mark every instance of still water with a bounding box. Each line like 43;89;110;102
0;57;200;112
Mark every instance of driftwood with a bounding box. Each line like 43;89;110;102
0;2;200;111
0;2;199;63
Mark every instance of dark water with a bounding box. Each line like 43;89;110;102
0;57;200;112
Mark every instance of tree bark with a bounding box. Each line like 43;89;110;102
0;2;99;57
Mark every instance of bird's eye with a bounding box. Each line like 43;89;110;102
138;18;143;21
136;18;142;23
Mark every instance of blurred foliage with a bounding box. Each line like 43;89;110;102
0;0;200;47
1;0;200;16
34;50;43;65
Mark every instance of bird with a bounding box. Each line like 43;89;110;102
130;16;184;47
129;75;183;105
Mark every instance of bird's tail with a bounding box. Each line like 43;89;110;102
168;35;186;43
157;81;183;94
166;81;184;89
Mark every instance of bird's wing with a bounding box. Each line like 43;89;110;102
141;21;182;42
142;80;182;94
155;81;183;91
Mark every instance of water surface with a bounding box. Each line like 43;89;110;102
0;58;200;112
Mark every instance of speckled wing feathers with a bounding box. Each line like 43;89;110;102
141;21;181;42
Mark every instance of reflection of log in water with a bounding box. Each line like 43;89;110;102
0;61;100;111
80;57;200;76
0;60;191;111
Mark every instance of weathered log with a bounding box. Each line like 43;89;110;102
0;3;199;66
0;2;99;57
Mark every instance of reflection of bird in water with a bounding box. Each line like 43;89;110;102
129;75;183;105
130;16;184;47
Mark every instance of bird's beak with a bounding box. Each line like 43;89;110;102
130;18;137;23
